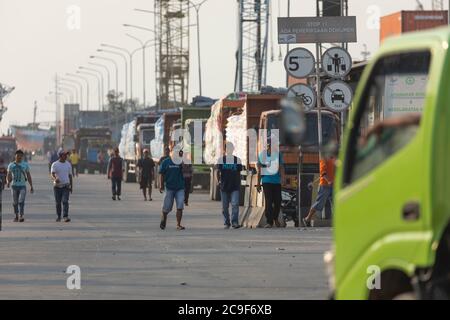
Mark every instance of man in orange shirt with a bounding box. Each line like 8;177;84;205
303;156;336;227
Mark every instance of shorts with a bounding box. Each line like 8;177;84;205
140;175;153;189
311;185;333;212
162;188;185;213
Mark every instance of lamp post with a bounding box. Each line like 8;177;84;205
98;49;129;101
77;70;102;111
58;86;75;103
125;34;147;107
100;44;135;101
90;55;119;99
59;83;79;105
60;78;83;110
88;62;111;94
66;73;90;110
80;67;105;110
188;0;209;96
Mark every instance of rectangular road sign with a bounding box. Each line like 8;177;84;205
278;16;357;44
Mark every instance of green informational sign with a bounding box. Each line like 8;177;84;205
384;74;428;118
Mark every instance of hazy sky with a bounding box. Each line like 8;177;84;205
0;0;443;133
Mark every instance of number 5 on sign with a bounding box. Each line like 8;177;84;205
284;48;315;79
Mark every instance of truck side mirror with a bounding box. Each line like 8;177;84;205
281;98;305;146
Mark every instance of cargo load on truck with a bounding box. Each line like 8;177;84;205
118;114;160;182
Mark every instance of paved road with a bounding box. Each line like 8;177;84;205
0;160;332;300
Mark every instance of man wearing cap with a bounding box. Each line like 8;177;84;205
107;147;124;201
51;150;73;222
137;149;155;201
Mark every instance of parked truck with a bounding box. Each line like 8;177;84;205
180;106;212;190
119;114;160;182
74;128;113;174
256;109;340;224
204;93;284;201
283;27;450;299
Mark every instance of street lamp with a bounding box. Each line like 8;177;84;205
98;48;129;101
124;32;155;108
79;67;105;110
58;82;80;105
77;70;102;111
189;0;209;96
58;86;77;103
66;73;90;110
88;62;111;94
60;78;83;110
90;55;119;99
100;44;135;101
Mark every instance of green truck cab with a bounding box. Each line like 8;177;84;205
329;27;450;299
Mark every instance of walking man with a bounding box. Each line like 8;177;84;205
159;147;185;230
6;150;34;222
303;155;336;227
107;147;123;201
137;149;155;201
257;142;285;228
69;149;80;177
51;150;73;222
216;142;242;229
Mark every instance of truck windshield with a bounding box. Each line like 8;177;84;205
344;50;431;185
141;129;154;146
267;113;337;150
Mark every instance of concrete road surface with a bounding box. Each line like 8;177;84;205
0;160;332;300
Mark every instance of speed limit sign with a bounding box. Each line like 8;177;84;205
284;48;315;79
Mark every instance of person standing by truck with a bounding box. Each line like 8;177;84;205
51;150;72;223
159;147;185;231
107;147;123;201
6;150;34;222
69;149;80;177
303;156;336;227
216;142;242;229
257;142;284;228
137;149;155;201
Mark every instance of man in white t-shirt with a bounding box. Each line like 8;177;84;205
51;150;73;222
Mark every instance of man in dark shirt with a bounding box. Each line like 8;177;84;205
137;149;155;201
107;147;123;201
216;142;243;229
159;147;185;230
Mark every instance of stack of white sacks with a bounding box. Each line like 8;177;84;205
118;120;136;159
150;116;165;160
225;108;247;165
204;101;223;165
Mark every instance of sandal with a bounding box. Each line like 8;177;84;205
177;225;185;230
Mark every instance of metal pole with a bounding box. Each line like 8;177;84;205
142;45;146;107
81;67;105;111
60;79;83;110
67;74;90;111
196;7;203;96
78;72;101;110
286;0;291;87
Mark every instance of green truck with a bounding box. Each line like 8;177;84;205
180;106;211;190
325;27;450;299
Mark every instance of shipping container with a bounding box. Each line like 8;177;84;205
380;10;448;42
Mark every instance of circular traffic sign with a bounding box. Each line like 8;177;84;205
284;48;315;79
286;84;317;111
322;47;352;78
322;80;353;112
